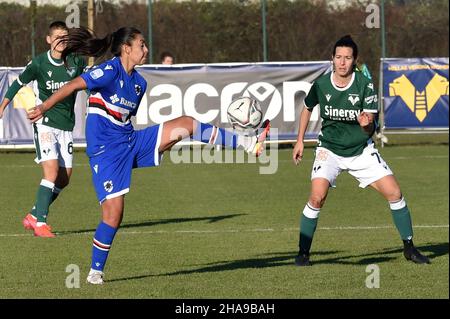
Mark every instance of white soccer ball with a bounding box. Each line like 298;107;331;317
227;97;263;132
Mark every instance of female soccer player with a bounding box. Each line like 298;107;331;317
0;21;86;237
292;35;429;266
28;26;270;284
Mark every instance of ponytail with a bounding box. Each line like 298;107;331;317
60;27;113;65
60;26;142;66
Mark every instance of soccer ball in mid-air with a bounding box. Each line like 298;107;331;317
227;97;263;132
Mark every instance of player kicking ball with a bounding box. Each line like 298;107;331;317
27;26;270;284
292;35;429;266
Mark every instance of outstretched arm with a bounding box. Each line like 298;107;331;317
27;76;87;122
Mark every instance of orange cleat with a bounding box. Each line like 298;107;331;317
34;224;55;238
23;213;52;231
22;213;37;230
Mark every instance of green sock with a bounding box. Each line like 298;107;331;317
299;205;320;254
31;187;61;218
390;199;413;240
34;180;55;223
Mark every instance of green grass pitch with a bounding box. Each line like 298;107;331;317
0;144;448;299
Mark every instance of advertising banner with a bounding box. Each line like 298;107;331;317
0;62;331;145
383;58;449;129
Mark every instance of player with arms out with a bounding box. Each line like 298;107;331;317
27;26;270;284
292;35;429;266
0;21;86;237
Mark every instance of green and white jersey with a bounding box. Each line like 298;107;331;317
305;71;378;157
8;51;86;131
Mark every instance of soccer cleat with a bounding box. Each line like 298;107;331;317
403;246;430;264
23;213;52;231
295;253;312;266
22;213;37;230
87;269;104;285
250;119;271;157
33;224;56;238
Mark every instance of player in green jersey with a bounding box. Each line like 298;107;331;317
0;21;86;237
292;35;429;266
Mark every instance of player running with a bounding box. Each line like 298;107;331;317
292;35;429;266
0;21;86;237
27;26;270;284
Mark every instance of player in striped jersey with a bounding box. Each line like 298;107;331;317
292;35;429;266
0;21;86;237
28;26;270;284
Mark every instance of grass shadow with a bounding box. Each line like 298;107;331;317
109;242;448;282
57;213;245;235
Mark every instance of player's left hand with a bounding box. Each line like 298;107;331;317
27;104;45;123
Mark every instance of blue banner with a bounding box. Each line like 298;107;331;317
383;58;449;129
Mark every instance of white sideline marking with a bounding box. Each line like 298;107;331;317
0;224;447;237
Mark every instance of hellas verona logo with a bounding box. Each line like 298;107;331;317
348;94;360;106
389;73;449;122
66;67;76;77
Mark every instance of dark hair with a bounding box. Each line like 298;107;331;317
333;35;358;60
160;51;174;62
48;21;68;34
60;26;142;65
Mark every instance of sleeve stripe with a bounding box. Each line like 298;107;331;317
363;109;378;113
16;78;23;86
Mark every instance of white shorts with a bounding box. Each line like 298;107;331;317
32;123;73;168
311;144;393;188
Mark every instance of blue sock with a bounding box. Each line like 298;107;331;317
193;122;238;148
91;222;118;272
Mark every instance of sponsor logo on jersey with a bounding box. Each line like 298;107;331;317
120;80;124;88
45;80;69;92
108;94;137;109
93;164;98;173
120;97;137;108
389;73;449;122
90;68;104;80
325;94;332;102
47;71;52;77
367;83;374;90
348;94;360;106
109;94;120;104
324;105;360;121
103;180;114;193
104;64;113;70
365;95;378;104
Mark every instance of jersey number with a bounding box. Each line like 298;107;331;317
68;142;73;155
371;152;381;163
